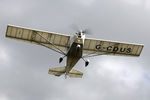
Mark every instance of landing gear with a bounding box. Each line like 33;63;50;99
82;58;90;67
59;57;63;63
65;74;67;79
59;56;66;63
85;60;89;67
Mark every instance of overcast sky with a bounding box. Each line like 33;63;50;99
0;0;150;100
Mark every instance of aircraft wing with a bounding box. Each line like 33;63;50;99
83;38;144;57
6;25;70;54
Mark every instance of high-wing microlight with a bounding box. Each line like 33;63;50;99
6;25;144;78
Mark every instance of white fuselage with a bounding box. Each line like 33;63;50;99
65;32;85;74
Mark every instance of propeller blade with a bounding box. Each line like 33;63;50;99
83;29;92;35
69;24;92;35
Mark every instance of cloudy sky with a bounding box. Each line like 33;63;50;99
0;0;150;100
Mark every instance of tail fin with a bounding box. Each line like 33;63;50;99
68;68;83;78
48;67;66;76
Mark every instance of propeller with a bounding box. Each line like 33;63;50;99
70;24;92;35
82;29;92;35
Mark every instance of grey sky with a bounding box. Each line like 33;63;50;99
0;0;150;100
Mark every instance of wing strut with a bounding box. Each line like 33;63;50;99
82;51;109;58
34;31;66;55
37;42;65;55
82;54;105;58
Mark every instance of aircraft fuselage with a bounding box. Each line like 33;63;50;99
65;32;85;74
66;42;83;74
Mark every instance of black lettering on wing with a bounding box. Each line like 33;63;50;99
107;46;112;51
95;45;101;50
113;47;119;52
120;48;126;52
126;48;132;53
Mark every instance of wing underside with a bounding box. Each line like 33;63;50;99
83;38;144;57
6;25;70;54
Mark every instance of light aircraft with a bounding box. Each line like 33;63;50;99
6;25;144;78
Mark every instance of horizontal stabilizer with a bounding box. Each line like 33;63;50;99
48;67;65;76
68;68;83;78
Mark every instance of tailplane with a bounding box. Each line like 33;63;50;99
48;67;66;76
48;67;83;78
68;68;83;78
